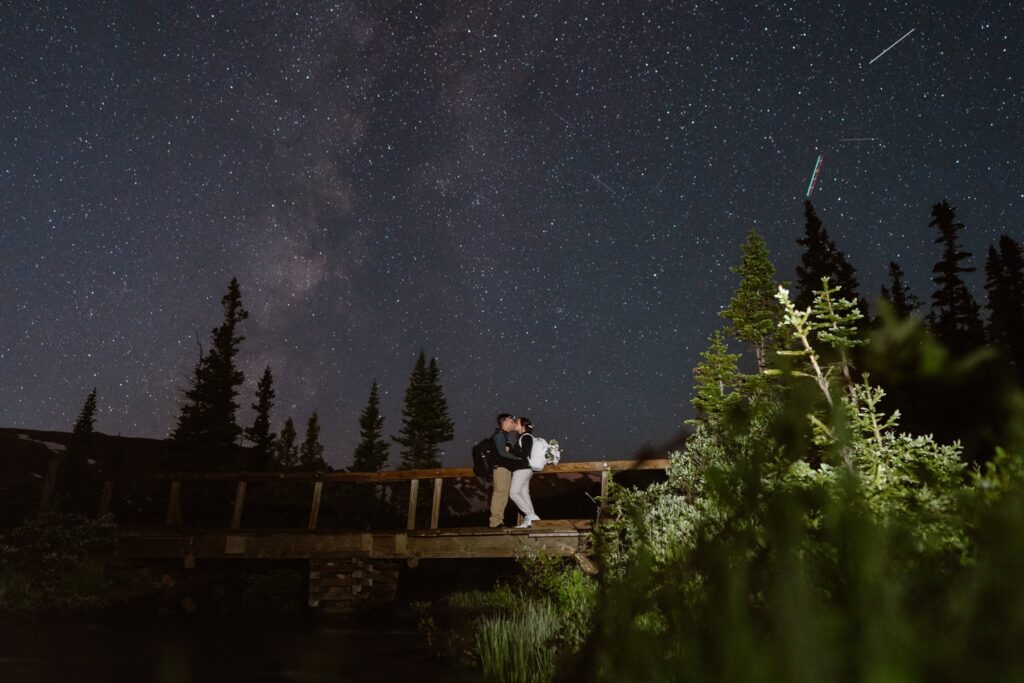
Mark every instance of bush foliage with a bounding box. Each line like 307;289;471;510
0;511;116;614
579;279;1024;681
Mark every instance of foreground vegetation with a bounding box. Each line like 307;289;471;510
432;273;1024;682
0;512;116;614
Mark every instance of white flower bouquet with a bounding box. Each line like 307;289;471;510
546;439;561;465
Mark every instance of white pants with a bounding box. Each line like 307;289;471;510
509;469;536;518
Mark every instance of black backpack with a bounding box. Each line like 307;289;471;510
472;437;497;481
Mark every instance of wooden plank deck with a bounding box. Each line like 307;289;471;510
115;520;594;561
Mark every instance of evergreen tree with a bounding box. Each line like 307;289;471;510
244;366;276;470
63;388;100;512
274;417;299;469
986;235;1024;379
393;351;454;469
690;330;741;421
794;201;862;311
720;227;784;371
423;356;455;447
70;388;98;460
985;244;1007;342
351;381;390;472
879;261;922;318
928;201;984;356
170;277;249;468
299;410;328;471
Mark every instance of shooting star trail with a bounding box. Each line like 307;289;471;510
805;155;823;198
840;137;880;142
868;28;915;65
548;108;573;129
589;173;619;198
652;169;668;194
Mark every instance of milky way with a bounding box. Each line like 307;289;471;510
2;1;1021;466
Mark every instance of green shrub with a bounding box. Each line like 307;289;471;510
0;511;115;614
576;279;1024;681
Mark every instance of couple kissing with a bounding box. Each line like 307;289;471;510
488;413;541;529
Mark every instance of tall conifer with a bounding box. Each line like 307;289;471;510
299;410;328;471
986;235;1024;379
394;352;453;469
274;417;299;469
880;261;922;318
64;388;99;511
424;357;455;446
245;366;276;470
171;277;249;468
70;388;98;460
394;352;430;469
351;381;390;472
795;201;862;311
928;201;984;356
720;227;783;371
690;330;741;421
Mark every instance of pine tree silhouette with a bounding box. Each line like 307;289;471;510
795;201;862;311
299;410;328;471
70;388;98;461
424;356;455;446
394;352;430;469
394;351;454;469
60;388;100;513
350;381;392;528
720;227;784;371
170;278;249;469
244;366;276;470
274;417;299;469
928;201;984;356
351;381;390;472
985;235;1024;381
880;261;922;317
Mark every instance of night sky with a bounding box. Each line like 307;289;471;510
2;1;1021;467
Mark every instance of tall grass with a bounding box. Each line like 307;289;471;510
476;598;559;683
446;589;516;611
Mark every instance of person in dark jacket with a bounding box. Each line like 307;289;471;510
508;416;541;528
488;413;518;528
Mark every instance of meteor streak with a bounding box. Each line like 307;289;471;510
868;28;915;65
589;172;619;198
805;155;823;198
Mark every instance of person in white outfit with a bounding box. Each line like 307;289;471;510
509;416;541;528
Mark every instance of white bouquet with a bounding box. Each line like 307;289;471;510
546;439;561;465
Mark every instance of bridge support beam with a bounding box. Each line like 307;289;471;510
308;557;400;617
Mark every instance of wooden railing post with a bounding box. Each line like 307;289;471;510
406;479;419;530
165;481;183;526
98;481;114;518
430;477;443;529
39;455;60;511
96;459;668;534
230;481;247;530
308;481;323;530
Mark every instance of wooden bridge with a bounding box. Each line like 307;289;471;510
36;458;670;614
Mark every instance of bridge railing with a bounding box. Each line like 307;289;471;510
40;458;671;531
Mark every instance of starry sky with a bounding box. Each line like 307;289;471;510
2;1;1021;468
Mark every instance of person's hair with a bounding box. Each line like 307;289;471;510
517;416;533;434
497;413;514;425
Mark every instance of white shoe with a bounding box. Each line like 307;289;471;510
526;514;541;522
515;520;532;529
